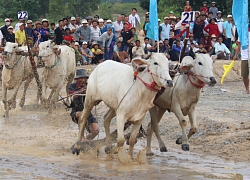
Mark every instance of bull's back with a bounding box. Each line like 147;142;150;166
87;60;134;108
59;46;76;77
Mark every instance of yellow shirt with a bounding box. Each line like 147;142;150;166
91;48;101;53
15;30;26;45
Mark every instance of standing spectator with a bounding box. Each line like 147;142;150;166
204;18;220;38
86;16;93;27
76;19;91;46
120;14;125;23
26;20;34;46
200;1;208;14
75;16;81;27
63;28;74;43
41;19;50;42
113;15;123;39
15;23;26;46
98;19;105;33
193;16;204;44
68;17;79;41
113;41;122;62
207;12;213;22
102;20;116;60
129;8;141;28
201;33;212;52
49;22;55;40
214;36;231;59
231;19;236;43
162;39;171;59
184;1;192;12
54;20;65;45
97;27;114;60
1;18;12;44
158;19;162;40
5;26;15;43
120;22;134;62
90;20;101;42
94;15;99;21
222;15;234;50
209;1;218;18
63;18;69;29
91;42;104;64
161;17;170;42
14;19;25;32
81;41;93;65
132;40;144;58
216;11;224;22
33;21;43;44
143;16;149;34
124;16;132;29
144;19;155;45
233;27;250;94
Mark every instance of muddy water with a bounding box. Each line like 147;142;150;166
0;80;250;179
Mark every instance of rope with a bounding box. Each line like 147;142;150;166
4;53;24;69
44;54;60;69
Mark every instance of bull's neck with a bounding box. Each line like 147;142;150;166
44;54;58;69
184;73;204;91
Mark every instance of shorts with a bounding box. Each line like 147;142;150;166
120;44;129;52
241;60;249;77
71;111;98;126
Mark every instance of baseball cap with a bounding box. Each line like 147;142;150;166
158;19;161;22
42;19;48;23
27;20;33;24
164;17;169;20
82;19;88;24
36;21;41;25
82;41;88;45
94;15;99;19
211;34;216;38
169;11;174;14
19;23;25;27
98;18;104;23
107;20;112;23
159;40;163;43
86;16;92;20
4;18;10;22
7;26;13;29
74;42;79;46
211;1;216;3
217;11;222;14
227;15;232;18
71;17;76;21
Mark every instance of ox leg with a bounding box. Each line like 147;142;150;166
48;86;60;114
19;77;33;107
174;107;189;151
104;109;116;154
2;82;7;111
72;100;96;156
9;81;22;110
117;115;133;164
128;117;145;159
41;82;47;106
147;107;167;156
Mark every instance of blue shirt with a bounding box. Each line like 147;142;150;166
160;23;170;41
222;21;233;38
145;22;153;39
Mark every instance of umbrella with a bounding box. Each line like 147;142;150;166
220;60;235;84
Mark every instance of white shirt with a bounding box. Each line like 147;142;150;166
129;14;141;27
113;21;123;37
68;23;79;40
90;26;101;41
141;43;151;49
214;42;230;55
240;32;250;61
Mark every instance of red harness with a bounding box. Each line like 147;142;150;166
133;68;161;92
186;72;206;89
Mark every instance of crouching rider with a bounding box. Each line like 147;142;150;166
68;69;100;141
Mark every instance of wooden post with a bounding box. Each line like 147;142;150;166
179;26;190;63
25;22;42;101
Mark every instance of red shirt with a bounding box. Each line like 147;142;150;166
201;37;212;49
200;7;208;14
204;23;220;38
63;35;74;42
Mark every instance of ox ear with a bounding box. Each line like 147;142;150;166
132;58;148;72
52;46;61;55
180;56;195;73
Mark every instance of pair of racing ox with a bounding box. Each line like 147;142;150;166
71;50;217;164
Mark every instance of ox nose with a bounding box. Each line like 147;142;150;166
209;77;217;84
167;80;173;87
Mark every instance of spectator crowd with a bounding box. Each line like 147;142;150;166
0;1;247;66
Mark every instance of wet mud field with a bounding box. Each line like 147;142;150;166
0;72;250;179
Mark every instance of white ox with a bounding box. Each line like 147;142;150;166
146;53;217;155
1;42;37;117
38;41;75;112
72;53;173;164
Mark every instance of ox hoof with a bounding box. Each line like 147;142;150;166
160;146;168;152
19;99;25;107
176;137;182;145
146;152;154;156
71;147;80;156
181;144;189;151
105;146;113;154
